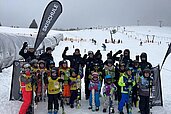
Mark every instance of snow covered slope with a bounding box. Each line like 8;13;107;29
0;26;171;114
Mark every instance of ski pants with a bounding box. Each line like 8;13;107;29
70;90;77;105
132;85;138;107
48;94;60;110
89;91;100;107
103;95;115;109
139;95;150;114
19;88;32;114
118;93;129;112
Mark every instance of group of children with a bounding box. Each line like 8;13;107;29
19;50;153;114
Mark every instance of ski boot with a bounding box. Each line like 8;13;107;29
96;107;99;111
70;104;74;108
54;109;58;114
119;111;124;114
88;106;92;110
48;109;52;114
103;108;107;113
110;107;115;113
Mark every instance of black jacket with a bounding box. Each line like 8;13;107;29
19;47;36;62
39;52;54;69
62;50;84;74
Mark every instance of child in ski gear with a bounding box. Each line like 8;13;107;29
19;63;33;114
90;63;103;95
138;68;153;114
88;72;101;111
45;67;62;114
103;59;116;84
118;67;135;114
69;68;80;108
102;75;117;113
59;60;71;105
115;63;126;102
132;60;142;107
35;60;47;103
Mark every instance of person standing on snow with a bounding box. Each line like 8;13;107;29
119;49;133;68
102;75;117;113
138;68;153;114
88;72;101;112
118;67;135;114
44;67;63;114
84;51;95;100
62;47;85;78
19;63;34;114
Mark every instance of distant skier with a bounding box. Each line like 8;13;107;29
102;43;106;51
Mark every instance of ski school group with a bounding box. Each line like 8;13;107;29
18;42;153;114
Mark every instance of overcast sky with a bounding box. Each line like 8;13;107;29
0;0;171;29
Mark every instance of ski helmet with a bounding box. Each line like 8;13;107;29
88;51;94;56
91;72;99;83
22;63;31;69
93;63;99;70
70;68;77;76
143;68;151;74
124;49;130;56
105;75;112;80
105;75;112;84
30;59;38;66
140;52;147;62
107;59;113;65
125;67;133;71
51;67;58;79
38;60;46;68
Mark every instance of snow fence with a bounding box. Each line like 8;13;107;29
0;33;63;71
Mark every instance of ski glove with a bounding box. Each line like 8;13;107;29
126;82;133;86
23;42;28;48
64;47;69;51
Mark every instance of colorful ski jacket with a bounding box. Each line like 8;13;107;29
118;74;135;94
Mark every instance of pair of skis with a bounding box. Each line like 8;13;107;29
60;73;66;114
76;64;82;108
109;95;114;114
127;78;133;114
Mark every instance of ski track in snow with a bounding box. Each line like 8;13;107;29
0;27;171;114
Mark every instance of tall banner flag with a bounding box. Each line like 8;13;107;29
161;43;171;69
34;0;62;50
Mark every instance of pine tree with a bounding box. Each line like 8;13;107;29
29;19;38;28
